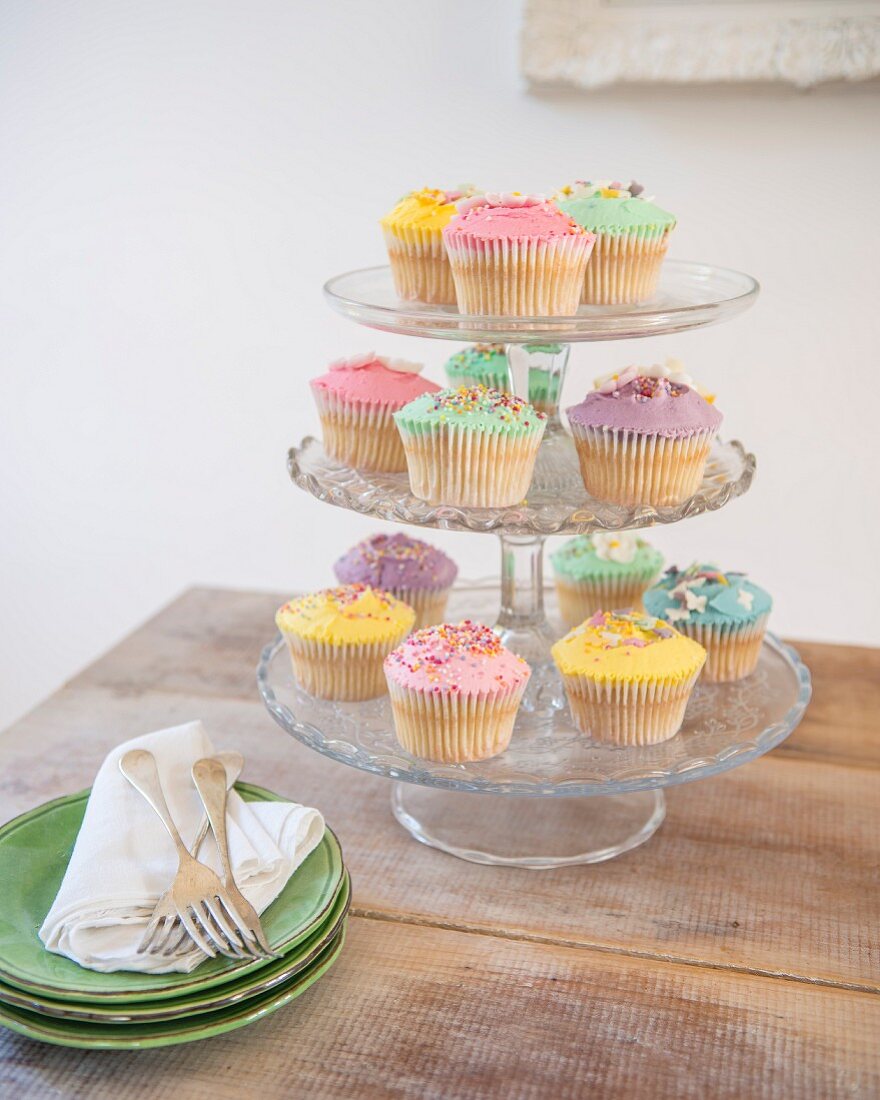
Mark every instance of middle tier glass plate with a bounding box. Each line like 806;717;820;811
289;433;755;536
258;584;811;799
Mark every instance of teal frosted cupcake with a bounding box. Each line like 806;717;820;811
644;563;772;682
555;180;676;305
444;344;509;391
551;532;664;630
393;385;547;508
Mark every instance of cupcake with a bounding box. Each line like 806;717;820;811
310;353;440;472
644;564;772;682
444;344;510;391
551;532;664;630
551;610;706;746
394;384;547;508
276;584;415;701
566;360;721;507
380;187;477;303
384;620;531;763
442;193;595;316
555;180;676;305
334;533;458;629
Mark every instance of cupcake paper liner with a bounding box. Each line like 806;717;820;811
444;233;594;316
555;569;662;630
383;226;456;304
312;388;408;472
396;422;545;508
675;615;769;683
561;669;702;746
386;680;526;763
582;226;672;306
385;585;452;630
569;424;716;507
283;633;408;701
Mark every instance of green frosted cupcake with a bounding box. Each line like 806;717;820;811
555;180;676;305
444;344;509;391
551;532;664;630
394;384;547;508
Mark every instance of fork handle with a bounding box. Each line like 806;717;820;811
119;749;191;862
192;757;235;884
191;751;244;856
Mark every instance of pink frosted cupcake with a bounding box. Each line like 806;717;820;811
566;360;722;507
310;353;441;472
384;621;531;763
442;193;595;316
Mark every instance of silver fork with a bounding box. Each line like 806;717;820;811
119;749;265;961
136;750;245;958
192;756;279;958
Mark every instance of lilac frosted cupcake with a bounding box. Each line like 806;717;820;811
334;533;458;629
566;360;721;507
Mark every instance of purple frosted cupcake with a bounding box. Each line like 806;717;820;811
566;360;722;507
334;533;458;629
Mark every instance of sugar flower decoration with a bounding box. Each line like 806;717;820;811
591;531;640;564
330;353;423;375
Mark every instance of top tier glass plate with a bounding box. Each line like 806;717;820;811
323;260;759;343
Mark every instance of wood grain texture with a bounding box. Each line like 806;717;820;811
1;919;878;1100
1;586;878;1098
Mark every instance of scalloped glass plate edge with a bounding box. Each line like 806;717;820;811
257;633;812;799
287;435;757;537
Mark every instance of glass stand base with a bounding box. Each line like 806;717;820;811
390;783;666;869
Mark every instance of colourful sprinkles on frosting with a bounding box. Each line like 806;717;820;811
385;620;529;693
577;610;677;649
281;583;400;623
429;384;546;425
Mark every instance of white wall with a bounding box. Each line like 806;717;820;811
2;0;878;730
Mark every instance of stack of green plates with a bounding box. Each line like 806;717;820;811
0;783;349;1049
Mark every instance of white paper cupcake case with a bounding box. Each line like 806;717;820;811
444;233;594;316
385;585;452;630
554;569;662;630
387;680;527;763
569;424;716;507
561;669;703;746
312;388;408;472
677;615;769;683
384;226;456;304
396;421;545;508
582;226;671;306
283;633;408;701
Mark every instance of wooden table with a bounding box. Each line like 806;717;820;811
1;588;878;1099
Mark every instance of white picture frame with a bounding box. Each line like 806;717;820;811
521;0;880;89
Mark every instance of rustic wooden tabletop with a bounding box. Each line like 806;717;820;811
1;587;878;1099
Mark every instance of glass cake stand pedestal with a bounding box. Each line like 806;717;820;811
260;259;810;867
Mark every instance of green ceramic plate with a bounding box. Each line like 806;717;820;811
0;783;345;1004
0;923;346;1049
0;873;350;1023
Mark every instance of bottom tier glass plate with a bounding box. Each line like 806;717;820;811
257;584;811;800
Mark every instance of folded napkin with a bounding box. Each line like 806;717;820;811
39;721;325;974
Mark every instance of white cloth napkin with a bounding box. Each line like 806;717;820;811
39;721;325;974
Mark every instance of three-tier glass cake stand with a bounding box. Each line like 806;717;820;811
257;259;812;869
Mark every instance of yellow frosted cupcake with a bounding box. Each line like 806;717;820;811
552;610;706;746
276;584;415;700
381;187;478;304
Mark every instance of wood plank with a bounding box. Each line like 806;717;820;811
1;918;877;1100
68;587;880;770
2;686;877;992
